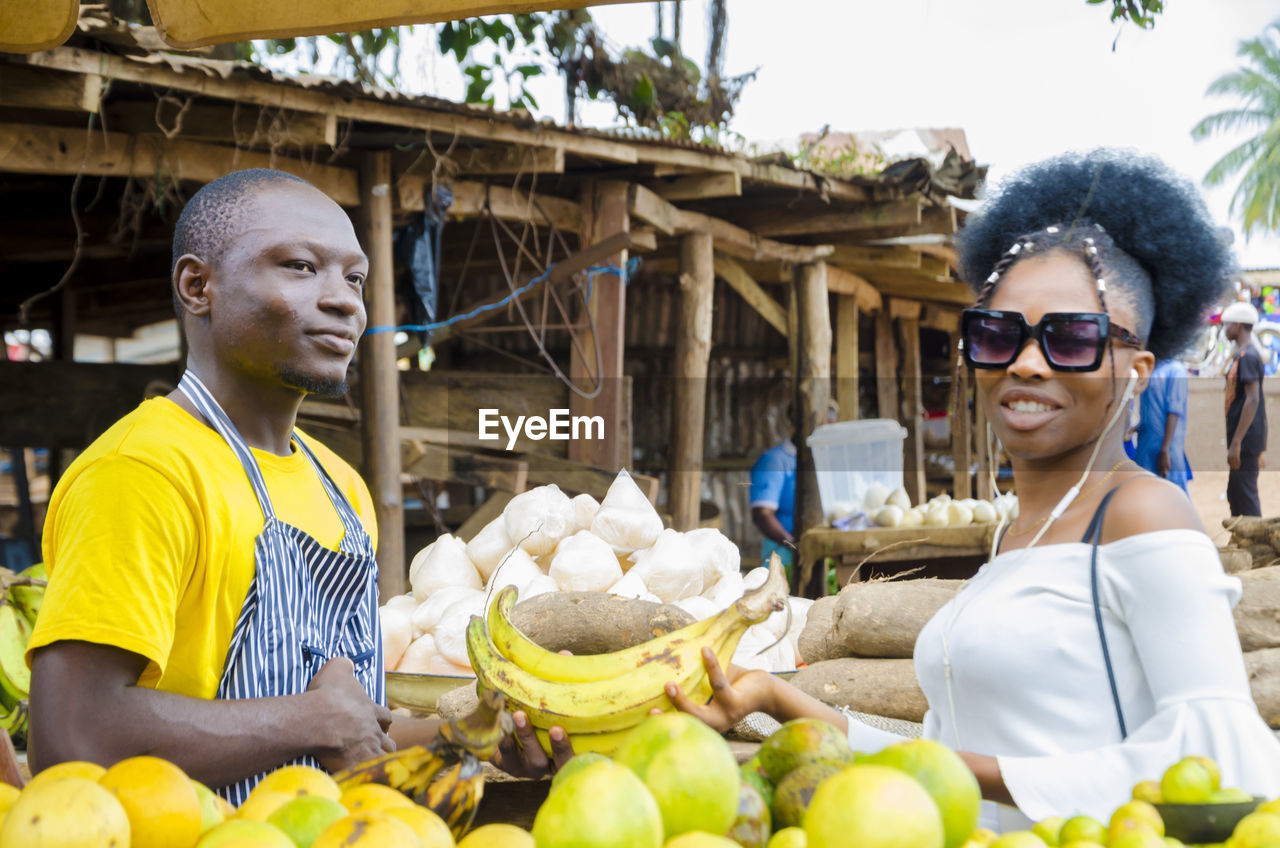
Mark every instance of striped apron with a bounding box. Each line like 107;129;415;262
176;372;386;805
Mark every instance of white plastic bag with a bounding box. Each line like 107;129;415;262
410;586;482;639
465;516;515;580
569;493;601;534
627;529;702;603
685;528;740;590
485;547;546;596
382;593;417;616
549;531;623;593
434;602;483;668
590;469;664;556
673;595;718;621
521;573;560;599
409;534;482;601
702;570;745;611
742;566;770;591
503;484;575;557
379;604;412;670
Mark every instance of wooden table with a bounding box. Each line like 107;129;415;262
798;523;999;589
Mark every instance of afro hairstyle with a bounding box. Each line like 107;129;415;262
956;149;1234;361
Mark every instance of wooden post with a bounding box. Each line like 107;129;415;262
874;307;898;421
952;349;973;499
893;300;926;505
357;152;404;600
836;295;860;421
669;232;714;531
795;262;832;598
570;180;630;469
975;393;994;500
49;283;75;485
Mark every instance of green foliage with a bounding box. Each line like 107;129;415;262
233;28;409;89
786;131;891;179
1085;0;1164;29
1192;19;1280;238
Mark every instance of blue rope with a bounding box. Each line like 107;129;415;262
363;256;641;336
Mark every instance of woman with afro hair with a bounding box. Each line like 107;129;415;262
667;150;1280;829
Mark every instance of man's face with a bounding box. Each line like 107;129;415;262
205;183;368;396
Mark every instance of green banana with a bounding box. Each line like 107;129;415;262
467;559;789;744
0;603;30;706
486;584;720;683
0;700;28;744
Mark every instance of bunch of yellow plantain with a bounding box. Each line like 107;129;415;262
0;563;46;744
333;684;512;839
466;557;790;756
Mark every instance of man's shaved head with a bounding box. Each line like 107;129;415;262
171;169;308;317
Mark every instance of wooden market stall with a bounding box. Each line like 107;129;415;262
0;11;984;599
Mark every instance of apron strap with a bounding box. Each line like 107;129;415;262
1082;484;1131;740
291;436;370;554
176;371;277;522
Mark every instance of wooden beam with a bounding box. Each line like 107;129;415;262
917;243;960;272
829;244;922;271
897;308;926;505
402;145;565;177
0;65;102;113
627;183;678;236
864;273;975;307
0;122;359;206
648;172;742;201
357;152;404;599
669;232;714;532
874;307;898;423
824;264;882;314
570;180;630;470
794;261;833;598
889;298;922;321
836;295;859;421
403;443;529;493
672;206;834;264
848;204;957;240
28;48;640;164
396;176;580;234
921;306;961;334
648;148;873;201
432;229;649;344
974;391;993;501
713;254;787;335
104;101;338;147
754;199;922;237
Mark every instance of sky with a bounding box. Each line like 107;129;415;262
396;0;1280;268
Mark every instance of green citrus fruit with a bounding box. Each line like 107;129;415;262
266;795;348;848
803;764;943;848
758;719;852;784
531;758;662;848
1061;816;1108;845
612;713;740;839
859;739;981;848
1162;761;1215;805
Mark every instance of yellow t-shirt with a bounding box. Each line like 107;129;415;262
28;397;378;700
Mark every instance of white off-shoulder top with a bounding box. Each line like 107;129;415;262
845;529;1280;829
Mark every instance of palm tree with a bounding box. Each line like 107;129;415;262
1192;19;1280;238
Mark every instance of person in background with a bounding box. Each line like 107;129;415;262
1134;357;1192;493
1222;301;1267;516
749;409;797;573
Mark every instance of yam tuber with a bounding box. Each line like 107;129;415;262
508;592;695;655
1237;567;1280;652
799;578;963;661
790;658;927;722
1245;648;1280;728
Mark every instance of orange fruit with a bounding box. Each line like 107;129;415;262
313;811;424;847
382;805;456;847
253;765;342;802
235;789;296;822
339;783;416;814
0;776;130;847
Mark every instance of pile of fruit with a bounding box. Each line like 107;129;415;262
380;471;813;677
0;563;46;744
828;483;1017;529
0;754;524;847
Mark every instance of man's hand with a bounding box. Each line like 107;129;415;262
1228;443;1243;471
664;647;775;733
492;711;575;778
1157;449;1171;477
306;657;395;772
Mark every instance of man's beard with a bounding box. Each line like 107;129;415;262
275;365;349;398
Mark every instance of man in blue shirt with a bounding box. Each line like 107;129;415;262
1134;358;1192;492
749;438;797;571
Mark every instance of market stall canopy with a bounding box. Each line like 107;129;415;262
1;0;644;53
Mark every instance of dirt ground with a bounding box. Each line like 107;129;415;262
1186;470;1280;546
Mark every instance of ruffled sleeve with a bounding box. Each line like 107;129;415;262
997;530;1280;821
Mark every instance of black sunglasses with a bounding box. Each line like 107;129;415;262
960;309;1143;372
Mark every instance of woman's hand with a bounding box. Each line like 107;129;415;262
491;710;575;779
665;646;777;733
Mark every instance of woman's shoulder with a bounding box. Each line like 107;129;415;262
1101;475;1207;542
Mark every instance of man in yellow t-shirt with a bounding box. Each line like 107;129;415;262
27;170;570;799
